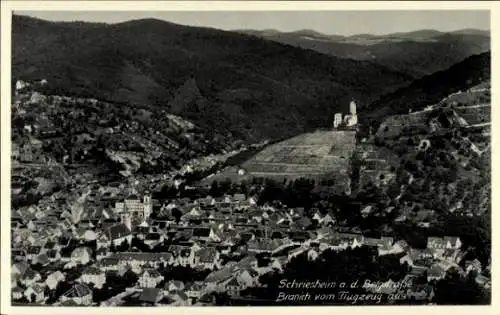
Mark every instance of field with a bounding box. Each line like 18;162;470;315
241;130;356;177
199;130;357;186
376;110;429;139
440;89;490;107
455;105;490;126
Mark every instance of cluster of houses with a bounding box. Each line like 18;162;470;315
11;188;491;306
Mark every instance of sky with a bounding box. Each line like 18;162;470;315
16;10;490;36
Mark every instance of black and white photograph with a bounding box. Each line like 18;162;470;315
0;1;496;312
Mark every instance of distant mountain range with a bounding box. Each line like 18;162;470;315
235;28;490;78
12;15;413;142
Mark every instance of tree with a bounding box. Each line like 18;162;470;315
116;239;130;252
123;269;139;286
209;180;221;197
434;271;489;305
172;208;183;223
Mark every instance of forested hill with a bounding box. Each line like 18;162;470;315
362;51;491;129
12;15;413;142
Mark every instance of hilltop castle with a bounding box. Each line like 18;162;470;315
333;100;358;129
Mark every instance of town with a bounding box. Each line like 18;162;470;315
10;79;491;306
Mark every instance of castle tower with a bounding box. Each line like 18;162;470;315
346;100;358;127
350;100;357;116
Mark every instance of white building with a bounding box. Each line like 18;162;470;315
15;80;28;91
333;113;343;129
116;194;153;230
333;100;358;130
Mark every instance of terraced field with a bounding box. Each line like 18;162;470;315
198;130;357;190
241;130;356;178
441;90;490;106
376;110;429;138
455;104;490;126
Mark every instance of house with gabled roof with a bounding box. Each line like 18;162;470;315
378;239;404;256
80;266;106;289
191;226;218;243
168;245;194;266
96;247;110;261
336;233;364;248
185;281;205;299
307;247;320;261
475;274;491;289
12;248;27;262
225;277;245;296
25;246;42;261
427;264;447;281
111;252;174;268
409;265;428;277
204;269;234;292
19;268;41;287
164;280;185;293
106;223;132;246
169;290;192;306
194;247;220;270
58;231;74;247
75;228;97;242
465;259;482;274
315;227;334;240
237;268;260;287
45;249;61;263
143;232;164;248
41;240;60;253
400;248;434;267
12;261;29;277
232;193;247;203
24;283;46;303
69;247;93;265
443;236;462;249
12;287;24;300
406;283;435;301
439;248;460;263
45;270;66;290
60;283;93;305
247;238;280;254
138;269;164;288
288;247;308;260
135;220;151;236
97;257;120;271
96;232;111;249
139;287;163;305
320;213;336;226
101;217;120;231
34;253;50;266
288;230;312;244
364;237;383;248
427;236;462;251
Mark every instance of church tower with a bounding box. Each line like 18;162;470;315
143;194;152;219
